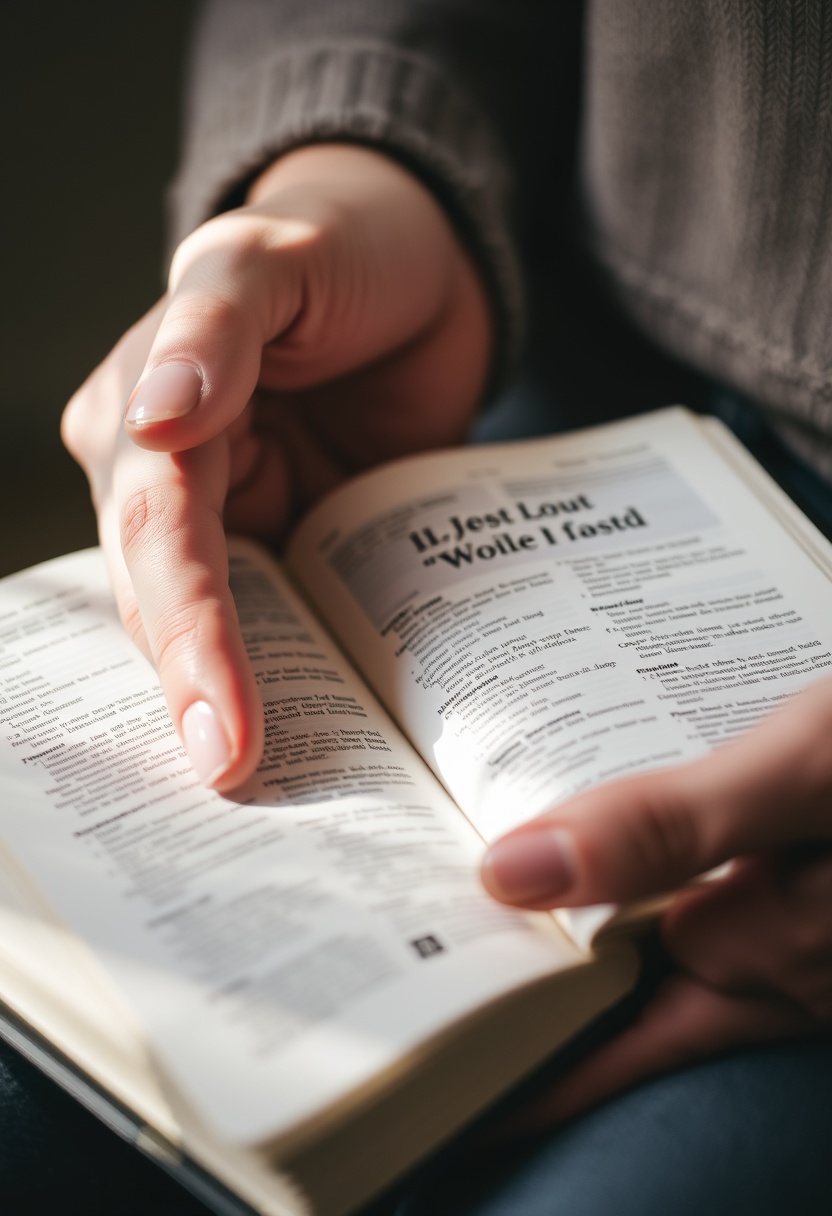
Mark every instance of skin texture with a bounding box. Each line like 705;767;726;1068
62;144;493;790
483;675;832;1132
62;143;832;1130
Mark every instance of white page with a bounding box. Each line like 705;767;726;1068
288;409;832;848
0;543;579;1144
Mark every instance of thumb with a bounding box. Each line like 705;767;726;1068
123;211;305;453
482;678;832;909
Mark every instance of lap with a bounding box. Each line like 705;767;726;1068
3;1032;831;1215
0;1034;207;1215
396;1037;832;1216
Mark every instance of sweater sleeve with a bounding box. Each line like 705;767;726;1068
167;0;582;381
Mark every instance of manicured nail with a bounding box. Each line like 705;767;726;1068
483;829;576;904
125;362;203;425
182;701;232;787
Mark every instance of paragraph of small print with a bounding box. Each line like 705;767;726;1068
409;934;446;959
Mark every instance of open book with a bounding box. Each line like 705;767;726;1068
2;407;832;1215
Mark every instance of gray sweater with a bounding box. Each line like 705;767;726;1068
169;0;832;478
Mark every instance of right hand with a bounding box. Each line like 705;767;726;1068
62;144;493;790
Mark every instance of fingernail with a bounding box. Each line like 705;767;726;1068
125;362;203;425
182;701;232;787
483;829;576;904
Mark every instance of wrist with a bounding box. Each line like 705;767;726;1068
245;142;495;398
246;142;414;206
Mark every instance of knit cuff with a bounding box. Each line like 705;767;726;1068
167;39;524;385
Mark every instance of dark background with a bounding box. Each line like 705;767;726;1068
1;0;199;577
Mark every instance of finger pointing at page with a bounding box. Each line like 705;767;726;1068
111;428;264;790
63;144;492;790
63;302;265;791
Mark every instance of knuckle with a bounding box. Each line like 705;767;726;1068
165;287;241;336
167;226;209;287
61;387;97;462
169;213;271;292
632;783;703;879
62;362;129;470
119;484;171;557
118;594;147;651
150;607;203;677
150;591;234;681
119;488;152;554
60;396;82;456
169;208;324;319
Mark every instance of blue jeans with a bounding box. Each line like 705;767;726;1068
396;1039;832;1215
2;384;831;1214
3;1031;830;1214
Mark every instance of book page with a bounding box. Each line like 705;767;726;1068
0;543;581;1145
287;409;832;854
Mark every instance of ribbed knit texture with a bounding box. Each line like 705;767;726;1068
167;0;568;381
583;0;832;475
170;40;518;324
170;0;832;475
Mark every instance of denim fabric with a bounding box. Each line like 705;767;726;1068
396;1038;832;1216
3;1021;831;1215
0;1033;209;1214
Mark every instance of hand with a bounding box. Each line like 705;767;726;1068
482;676;832;1132
62;144;492;790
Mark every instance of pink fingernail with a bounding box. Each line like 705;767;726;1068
483;829;576;903
125;362;203;424
182;701;232;787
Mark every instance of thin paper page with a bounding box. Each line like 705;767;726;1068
0;544;578;1144
287;408;832;849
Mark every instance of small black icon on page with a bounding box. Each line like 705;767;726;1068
410;934;446;959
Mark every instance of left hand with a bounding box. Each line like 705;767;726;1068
481;676;832;1132
62;144;491;790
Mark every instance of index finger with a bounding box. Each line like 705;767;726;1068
110;426;264;790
